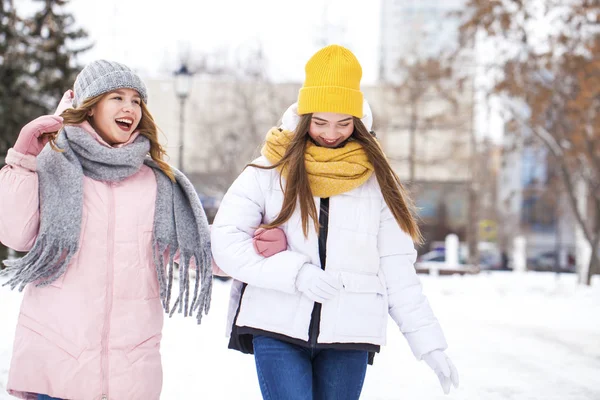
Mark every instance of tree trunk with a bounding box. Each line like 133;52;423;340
467;181;480;268
467;74;479;269
408;98;418;183
586;248;600;286
585;210;600;285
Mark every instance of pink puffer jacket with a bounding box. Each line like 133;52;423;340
0;126;165;400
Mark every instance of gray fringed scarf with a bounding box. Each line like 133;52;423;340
2;125;212;323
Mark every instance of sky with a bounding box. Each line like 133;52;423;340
27;0;382;84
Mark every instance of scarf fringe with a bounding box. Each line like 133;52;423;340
154;240;212;324
1;236;76;291
1;131;213;327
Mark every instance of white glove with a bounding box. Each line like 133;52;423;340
280;99;374;131
422;350;459;394
295;264;341;303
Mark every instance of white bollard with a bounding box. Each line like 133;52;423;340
445;234;460;268
513;236;527;273
558;248;567;270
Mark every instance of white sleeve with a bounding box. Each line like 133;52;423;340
378;199;448;359
211;164;309;294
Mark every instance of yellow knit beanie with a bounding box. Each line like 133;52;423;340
297;44;363;118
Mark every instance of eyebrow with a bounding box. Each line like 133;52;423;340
312;116;353;123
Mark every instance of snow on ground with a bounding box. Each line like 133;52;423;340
1;271;599;400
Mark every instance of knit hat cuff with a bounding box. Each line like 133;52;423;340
73;71;148;107
297;86;363;118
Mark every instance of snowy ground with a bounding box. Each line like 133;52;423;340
1;271;599;400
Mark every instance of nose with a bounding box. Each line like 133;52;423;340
322;126;338;138
122;101;136;112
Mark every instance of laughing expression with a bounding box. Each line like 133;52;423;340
308;112;355;148
89;88;142;146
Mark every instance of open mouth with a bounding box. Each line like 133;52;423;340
115;118;134;131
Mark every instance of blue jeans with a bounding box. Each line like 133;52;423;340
37;395;62;400
252;335;368;400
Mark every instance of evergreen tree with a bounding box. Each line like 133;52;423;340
0;0;91;161
26;0;91;109
0;0;30;161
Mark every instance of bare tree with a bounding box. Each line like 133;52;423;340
379;51;477;260
381;57;469;183
185;44;297;193
457;0;600;284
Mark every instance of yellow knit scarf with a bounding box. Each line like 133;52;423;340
261;128;374;198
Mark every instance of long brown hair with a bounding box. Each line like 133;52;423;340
250;114;423;243
41;93;174;181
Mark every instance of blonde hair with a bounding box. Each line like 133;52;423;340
250;114;423;243
42;93;174;181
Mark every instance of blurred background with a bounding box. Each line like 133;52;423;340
0;1;599;399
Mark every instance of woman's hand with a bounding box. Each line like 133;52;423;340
13;115;64;156
253;227;287;257
422;350;459;394
211;227;288;278
54;89;74;116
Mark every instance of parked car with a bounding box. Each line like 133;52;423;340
478;250;505;271
415;250;476;275
527;251;576;273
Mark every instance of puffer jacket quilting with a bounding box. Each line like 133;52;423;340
0;147;164;400
212;156;448;359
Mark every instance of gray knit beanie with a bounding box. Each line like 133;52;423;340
73;60;148;107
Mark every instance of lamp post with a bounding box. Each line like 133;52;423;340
174;63;193;172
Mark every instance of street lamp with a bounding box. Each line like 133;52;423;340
174;63;193;172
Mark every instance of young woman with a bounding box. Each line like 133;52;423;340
211;45;459;399
0;60;212;400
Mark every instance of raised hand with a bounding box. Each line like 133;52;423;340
13;115;64;156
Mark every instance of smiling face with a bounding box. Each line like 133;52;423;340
308;112;355;148
88;88;142;146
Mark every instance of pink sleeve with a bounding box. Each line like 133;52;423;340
0;149;40;251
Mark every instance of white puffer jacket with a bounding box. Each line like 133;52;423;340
211;156;448;359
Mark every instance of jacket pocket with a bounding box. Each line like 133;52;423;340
49;212;88;289
18;312;84;360
335;272;387;338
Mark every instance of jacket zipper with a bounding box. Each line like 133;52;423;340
308;197;329;347
101;183;116;399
